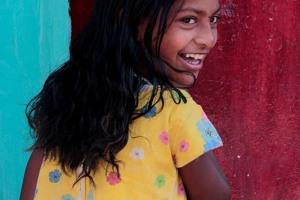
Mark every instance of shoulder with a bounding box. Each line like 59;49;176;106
137;85;207;130
163;88;204;120
20;150;44;200
138;84;200;112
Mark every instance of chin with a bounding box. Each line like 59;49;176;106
172;79;196;88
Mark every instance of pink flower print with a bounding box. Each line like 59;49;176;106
106;172;121;185
179;140;189;152
172;155;176;164
202;111;209;122
141;85;150;92
178;183;185;196
159;131;169;145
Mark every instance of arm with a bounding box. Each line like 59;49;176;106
179;151;231;200
20;149;44;200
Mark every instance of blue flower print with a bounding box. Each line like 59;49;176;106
34;188;38;199
61;194;75;200
88;189;94;200
141;105;157;118
197;119;222;152
49;169;62;183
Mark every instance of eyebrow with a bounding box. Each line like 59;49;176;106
178;5;221;15
213;6;222;15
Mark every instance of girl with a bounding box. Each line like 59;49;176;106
21;0;231;199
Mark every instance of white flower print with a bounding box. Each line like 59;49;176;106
129;147;144;160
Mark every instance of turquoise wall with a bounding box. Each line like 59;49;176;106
0;0;70;199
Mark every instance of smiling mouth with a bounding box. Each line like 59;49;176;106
180;53;205;65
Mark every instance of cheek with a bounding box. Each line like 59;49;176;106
159;33;177;59
213;29;218;46
159;30;190;59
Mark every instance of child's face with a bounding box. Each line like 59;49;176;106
140;0;221;87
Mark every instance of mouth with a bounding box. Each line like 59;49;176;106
179;53;205;66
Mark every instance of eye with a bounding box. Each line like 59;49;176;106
181;17;197;24
210;16;220;24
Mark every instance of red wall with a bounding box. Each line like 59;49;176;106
70;0;300;199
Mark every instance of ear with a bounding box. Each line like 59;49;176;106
137;18;147;42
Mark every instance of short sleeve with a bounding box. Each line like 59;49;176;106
169;97;223;168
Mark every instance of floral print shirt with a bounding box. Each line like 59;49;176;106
34;85;223;200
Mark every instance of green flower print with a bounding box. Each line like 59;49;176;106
155;175;166;188
172;91;180;101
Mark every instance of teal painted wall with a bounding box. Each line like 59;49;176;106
0;0;70;199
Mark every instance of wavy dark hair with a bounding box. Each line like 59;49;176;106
26;0;190;183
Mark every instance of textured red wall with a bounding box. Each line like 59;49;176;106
70;0;300;199
193;1;300;199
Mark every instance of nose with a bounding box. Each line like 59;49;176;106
193;24;216;50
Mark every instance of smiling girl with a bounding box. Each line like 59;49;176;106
21;0;231;199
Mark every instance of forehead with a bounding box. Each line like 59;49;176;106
173;0;220;14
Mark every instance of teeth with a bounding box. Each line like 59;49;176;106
187;60;201;65
184;54;204;60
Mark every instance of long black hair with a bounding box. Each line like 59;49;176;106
26;0;188;183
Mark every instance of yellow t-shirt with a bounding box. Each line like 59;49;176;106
34;85;223;200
